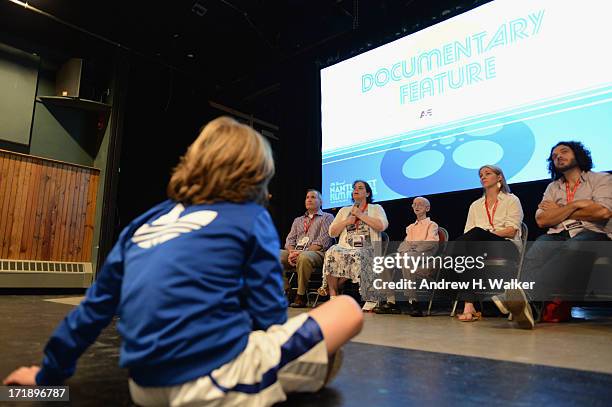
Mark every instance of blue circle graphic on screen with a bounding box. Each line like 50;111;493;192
402;150;445;179
379;121;535;197
453;140;503;169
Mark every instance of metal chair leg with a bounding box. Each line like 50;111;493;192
532;301;543;322
450;299;458;317
312;294;319;308
428;268;441;316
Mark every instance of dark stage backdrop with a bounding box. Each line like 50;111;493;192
116;58;287;237
275;59;324;240
117;59;218;235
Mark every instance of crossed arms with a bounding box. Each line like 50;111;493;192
536;199;612;228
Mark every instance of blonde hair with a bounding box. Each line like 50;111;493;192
167;116;274;205
479;165;511;194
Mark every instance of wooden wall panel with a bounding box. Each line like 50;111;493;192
72;169;88;261
82;171;99;262
0;150;100;261
20;161;42;259
0;156;12;256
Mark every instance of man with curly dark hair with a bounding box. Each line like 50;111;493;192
493;141;612;329
536;141;610;238
546;141;594;180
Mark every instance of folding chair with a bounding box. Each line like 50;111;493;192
426;227;449;315
449;222;529;317
306;238;338;307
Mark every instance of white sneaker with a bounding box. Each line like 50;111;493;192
361;301;378;312
505;288;534;329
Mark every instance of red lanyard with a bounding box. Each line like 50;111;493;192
565;179;581;203
303;214;316;233
485;199;498;230
354;203;368;227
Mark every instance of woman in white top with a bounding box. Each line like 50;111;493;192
323;180;389;309
456;165;524;322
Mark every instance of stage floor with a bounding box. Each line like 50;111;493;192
1;295;612;406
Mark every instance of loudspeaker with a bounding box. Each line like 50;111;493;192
56;58;82;97
55;58;99;101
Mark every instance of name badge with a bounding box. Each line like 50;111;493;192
562;219;583;231
295;236;310;251
352;235;365;248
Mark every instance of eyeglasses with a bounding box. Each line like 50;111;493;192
411;203;427;208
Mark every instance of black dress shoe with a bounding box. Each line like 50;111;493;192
404;301;423;317
285;289;295;304
290;295;307;308
373;301;402;314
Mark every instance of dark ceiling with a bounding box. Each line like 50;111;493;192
0;0;486;121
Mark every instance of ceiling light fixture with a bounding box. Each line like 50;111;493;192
8;0;28;7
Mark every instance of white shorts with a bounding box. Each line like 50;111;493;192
129;313;328;407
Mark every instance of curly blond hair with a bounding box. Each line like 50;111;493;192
167;116;274;205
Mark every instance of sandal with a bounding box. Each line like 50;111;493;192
457;311;482;322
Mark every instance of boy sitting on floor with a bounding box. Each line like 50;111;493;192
3;117;363;407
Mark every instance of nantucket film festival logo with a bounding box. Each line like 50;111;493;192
329;179;378;206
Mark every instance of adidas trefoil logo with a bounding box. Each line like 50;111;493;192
132;204;218;249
